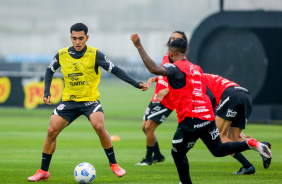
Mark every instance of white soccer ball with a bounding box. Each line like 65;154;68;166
74;162;96;184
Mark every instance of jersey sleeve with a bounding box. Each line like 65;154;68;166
95;51;115;72
95;51;141;88
162;63;186;89
162;63;184;79
44;53;60;98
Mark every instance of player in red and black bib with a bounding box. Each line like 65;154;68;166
131;34;272;184
136;31;188;166
203;73;272;174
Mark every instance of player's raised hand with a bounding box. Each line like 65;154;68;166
139;82;149;91
43;96;52;105
131;33;142;49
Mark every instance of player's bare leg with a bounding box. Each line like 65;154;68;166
136;119;162;166
28;115;69;182
43;115;69;154
215;116;232;143
215;116;255;175
89;112;112;149
89;112;125;178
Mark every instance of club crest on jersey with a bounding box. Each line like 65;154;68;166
57;104;66;110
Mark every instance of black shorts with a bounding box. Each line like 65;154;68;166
216;87;252;129
172;117;221;155
52;100;103;124
143;101;173;124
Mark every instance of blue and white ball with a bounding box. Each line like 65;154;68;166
74;162;96;184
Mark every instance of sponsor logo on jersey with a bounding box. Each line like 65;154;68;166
221;79;230;85
69;81;89;87
209;128;219;140
158;79;168;87
192;109;209;113
192;100;205;104
68;73;83;77
203;115;212;119
192;106;209;113
190;67;201;76
192;88;202;97
191;79;201;84
226;109;237;117
68;73;82;82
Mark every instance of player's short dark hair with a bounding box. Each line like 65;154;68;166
167;31;188;46
70;23;88;35
169;38;188;55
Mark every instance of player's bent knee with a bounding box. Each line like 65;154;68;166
210;147;225;157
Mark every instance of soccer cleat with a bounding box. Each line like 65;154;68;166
135;158;154;166
232;165;256;175
110;163;126;178
153;154;166;163
28;169;50;182
261;141;272;169
247;138;272;158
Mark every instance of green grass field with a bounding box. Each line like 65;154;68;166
0;80;282;184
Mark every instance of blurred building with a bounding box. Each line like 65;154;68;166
0;0;281;64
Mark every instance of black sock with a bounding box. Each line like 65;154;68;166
145;146;154;160
104;147;117;164
154;142;162;156
233;153;252;168
41;152;52;171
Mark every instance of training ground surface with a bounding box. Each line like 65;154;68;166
0;80;281;183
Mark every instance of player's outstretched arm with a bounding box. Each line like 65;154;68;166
43;67;55;105
111;66;149;91
131;33;167;76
